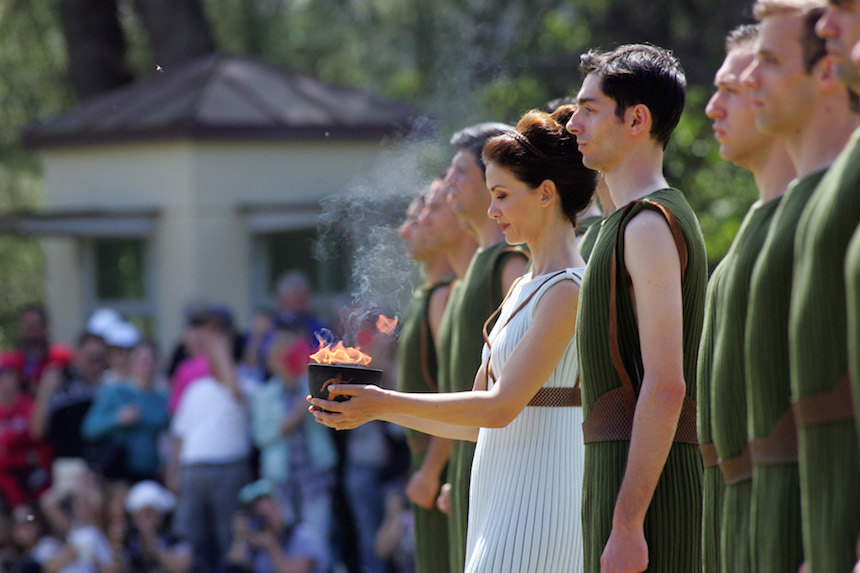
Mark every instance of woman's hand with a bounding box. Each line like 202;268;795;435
307;384;387;430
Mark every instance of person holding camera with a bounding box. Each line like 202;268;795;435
223;479;326;573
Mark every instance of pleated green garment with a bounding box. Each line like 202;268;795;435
578;215;603;262
746;174;822;573
847;228;860;445
790;130;860;573
577;188;707;573
710;198;781;573
398;281;452;573
696;262;728;573
435;241;528;573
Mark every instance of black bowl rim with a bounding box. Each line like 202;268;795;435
307;362;383;373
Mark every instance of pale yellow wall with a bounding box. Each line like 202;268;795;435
39;138;386;348
44;238;84;346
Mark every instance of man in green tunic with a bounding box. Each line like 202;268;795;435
700;25;796;573
396;188;456;573
435;123;529;572
788;0;860;570
705;24;796;573
566;44;707;573
742;2;860;572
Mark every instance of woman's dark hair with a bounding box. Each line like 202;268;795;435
482;106;598;227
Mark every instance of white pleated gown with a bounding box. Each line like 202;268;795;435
464;269;585;573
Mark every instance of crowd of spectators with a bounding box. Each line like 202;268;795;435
0;270;413;573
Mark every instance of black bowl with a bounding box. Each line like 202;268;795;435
308;363;383;409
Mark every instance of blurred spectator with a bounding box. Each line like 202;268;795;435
344;420;391;573
0;352;51;507
251;331;335;558
272;271;328;343
0;506;14;572
374;488;415;573
82;340;169;482
102;321;141;387
240;309;274;382
9;305;70;395
166;311;209;415
10;503;60;572
37;471;114;572
168;312;255;571
119;480;192;573
168;305;242;414
31;332;106;464
224;479;326;573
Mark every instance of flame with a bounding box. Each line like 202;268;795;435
309;340;372;366
376;314;398;335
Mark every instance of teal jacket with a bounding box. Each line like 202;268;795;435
251;376;337;483
82;383;168;478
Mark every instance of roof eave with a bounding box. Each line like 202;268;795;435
21;122;431;150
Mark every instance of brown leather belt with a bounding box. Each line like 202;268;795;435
699;443;719;468
750;408;798;465
792;373;855;428
718;445;753;485
528;387;581;407
582;387;698;444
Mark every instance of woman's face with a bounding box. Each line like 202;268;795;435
485;162;546;245
132;507;163;533
129;344;157;384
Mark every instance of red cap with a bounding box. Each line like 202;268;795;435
46;344;75;368
0;351;25;375
284;339;311;377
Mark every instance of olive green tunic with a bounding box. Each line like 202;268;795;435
747;174;822;573
435;241;528;573
398;281;452;573
790;131;860;573
710;198;781;573
847;227;860;446
577;188;707;573
697;259;729;573
578;215;603;262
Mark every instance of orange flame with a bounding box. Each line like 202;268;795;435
309;341;372;366
376;314;398;335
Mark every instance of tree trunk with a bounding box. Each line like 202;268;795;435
132;0;215;68
60;0;132;101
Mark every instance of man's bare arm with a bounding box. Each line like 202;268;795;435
601;210;687;573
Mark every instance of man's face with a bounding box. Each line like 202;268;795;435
567;73;628;172
76;338;107;384
398;197;428;260
444;150;489;222
706;46;773;167
817;0;860;91
742;13;821;137
18;311;46;346
419;180;462;251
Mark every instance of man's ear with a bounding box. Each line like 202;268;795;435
626;103;653;137
814;54;841;95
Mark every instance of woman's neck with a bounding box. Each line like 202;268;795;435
527;219;583;276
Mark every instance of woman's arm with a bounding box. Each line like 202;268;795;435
310;280;579;433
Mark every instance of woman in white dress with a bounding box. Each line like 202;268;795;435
310;106;596;573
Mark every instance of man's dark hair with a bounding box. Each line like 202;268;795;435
77;331;106;349
449;122;514;176
725;24;760;54
579;44;687;149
